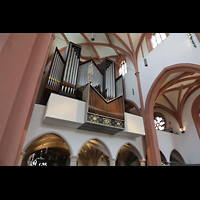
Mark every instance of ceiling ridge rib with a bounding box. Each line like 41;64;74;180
80;33;101;62
127;33;134;54
61;33;69;45
105;33;120;57
111;33;133;56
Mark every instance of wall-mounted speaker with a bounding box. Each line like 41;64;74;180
144;58;148;67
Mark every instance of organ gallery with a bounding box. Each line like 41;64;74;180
42;41;125;134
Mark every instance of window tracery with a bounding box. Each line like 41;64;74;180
119;60;127;76
146;33;169;52
154;112;166;131
151;33;167;49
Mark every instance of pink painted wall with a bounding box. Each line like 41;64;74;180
0;33;52;165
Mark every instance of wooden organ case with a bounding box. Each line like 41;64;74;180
78;58;125;135
42;42;124;134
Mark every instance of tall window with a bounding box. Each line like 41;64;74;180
150;33;167;49
146;33;169;52
119;60;127;76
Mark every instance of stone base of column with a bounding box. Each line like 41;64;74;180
69;156;79;166
109;158;116;166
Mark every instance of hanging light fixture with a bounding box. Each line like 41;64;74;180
187;33;197;48
91;33;95;41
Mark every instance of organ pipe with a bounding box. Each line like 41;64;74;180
60;42;81;97
45;46;123;105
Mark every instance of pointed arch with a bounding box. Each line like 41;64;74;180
77;137;112;158
144;63;200;166
22;132;73;157
191;94;200;139
115;142;142;160
170;149;185;165
124;99;142;116
160;150;167;165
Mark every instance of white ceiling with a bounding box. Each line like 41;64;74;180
54;33;143;64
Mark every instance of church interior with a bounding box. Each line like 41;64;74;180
1;33;200;166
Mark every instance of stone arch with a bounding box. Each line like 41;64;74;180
191;94;200;139
115;142;142;160
22;132;74;158
144;63;200;166
170;149;185;165
77;137;113;158
124;99;142;116
116;143;142;166
77;138;113;166
160;150;167;165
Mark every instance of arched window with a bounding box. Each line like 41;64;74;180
119;60;127;76
154;112;166;131
146;33;169;52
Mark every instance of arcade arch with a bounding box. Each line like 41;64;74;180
77;139;112;166
116;143;142;166
170;149;185;166
21;133;71;166
192;94;200;139
144;63;200;165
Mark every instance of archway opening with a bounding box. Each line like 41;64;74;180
170;150;185;166
78;139;111;166
160;151;168;166
192;94;200;139
22;133;71;166
124;99;141;116
116;143;141;166
144;63;200;165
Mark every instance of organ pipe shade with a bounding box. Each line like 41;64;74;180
60;42;81;96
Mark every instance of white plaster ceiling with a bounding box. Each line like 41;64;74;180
54;33;143;64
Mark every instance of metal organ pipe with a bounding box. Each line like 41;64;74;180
46;47;66;93
60;42;81;97
68;50;76;93
112;63;115;99
54;51;60;89
51;51;58;88
106;67;108;98
110;65;112;99
108;66;110;99
73;57;79;94
65;47;74;92
70;53;77;94
62;43;72;92
111;64;113;99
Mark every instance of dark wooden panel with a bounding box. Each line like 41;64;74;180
88;85;124;120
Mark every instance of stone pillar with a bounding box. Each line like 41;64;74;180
70;156;79;166
17;151;25;166
109;158;116;166
140;159;146;166
0;33;53;166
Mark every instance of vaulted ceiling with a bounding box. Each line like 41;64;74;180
54;33;144;65
155;71;200;129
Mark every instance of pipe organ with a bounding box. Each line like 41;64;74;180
60;42;81;97
42;42;124;134
78;58;125;134
42;42;81;104
99;58;116;100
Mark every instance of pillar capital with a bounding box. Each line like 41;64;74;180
109;158;116;166
140;158;146;166
69;155;79;166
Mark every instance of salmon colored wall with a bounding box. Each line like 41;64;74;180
0;33;53;165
